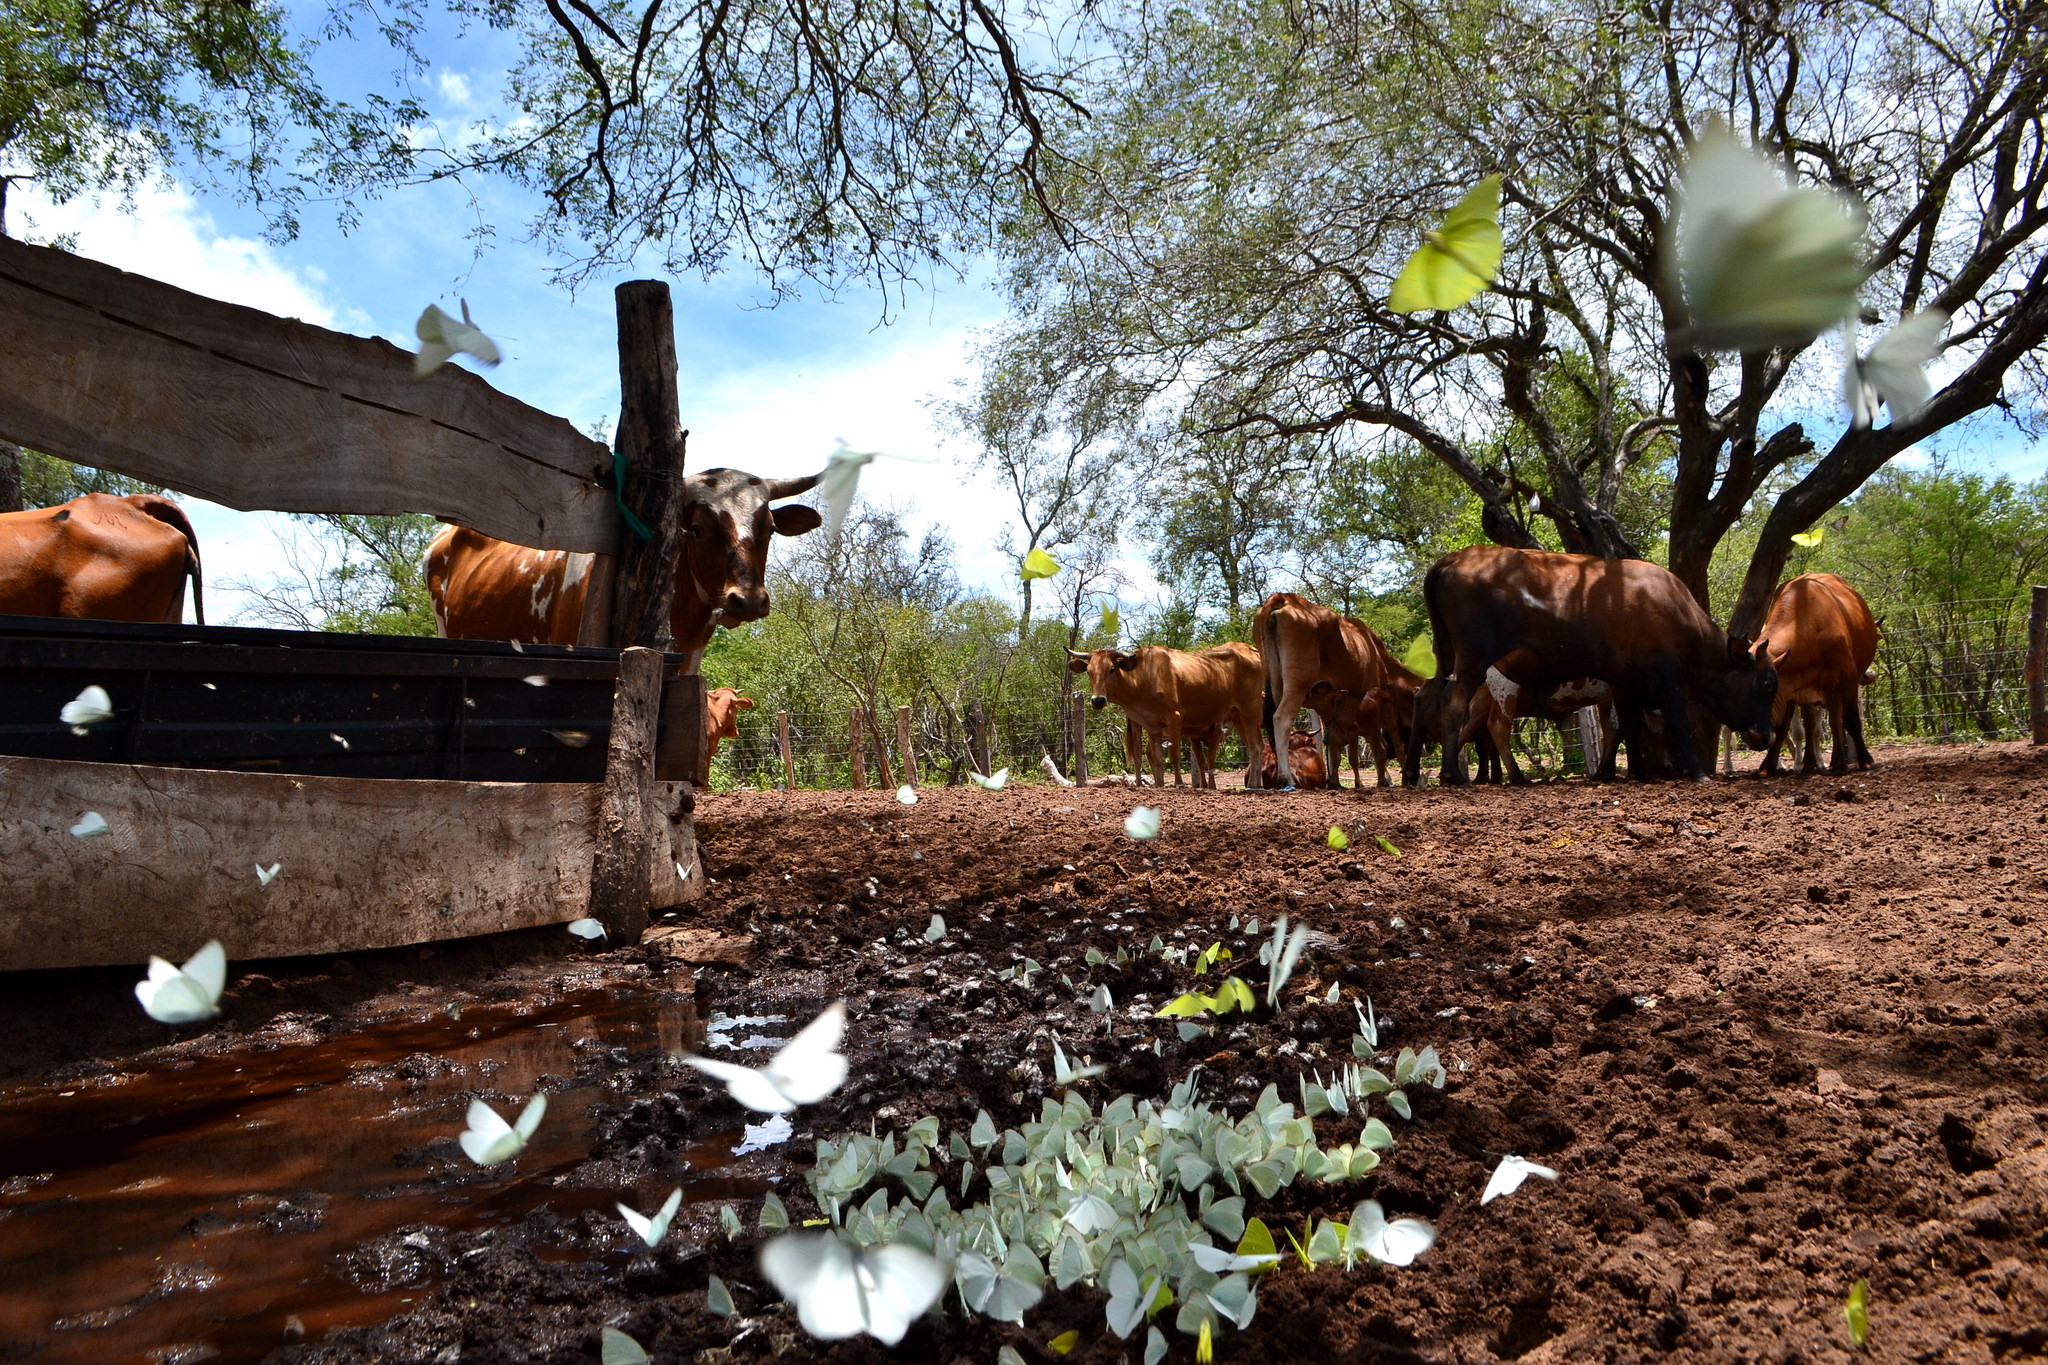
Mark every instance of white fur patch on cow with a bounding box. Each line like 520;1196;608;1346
563;553;592;590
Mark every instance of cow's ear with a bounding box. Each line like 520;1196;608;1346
1306;681;1332;702
1112;651;1142;672
772;504;823;537
1066;653;1090;674
1727;633;1754;662
736;696;755;710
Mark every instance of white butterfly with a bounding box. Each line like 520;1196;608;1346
1844;310;1948;429
954;1245;1045;1325
1671;128;1866;352
329;731;350;749
1089;983;1112;1013
1190;1243;1283;1275
817;440;942;540
523;675;549;687
61;684;113;733
600;1327;649;1365
255;862;281;887
618;1187;683;1247
135;940;227;1024
1266;915;1309;1008
1124;806;1161;841
1104;1259;1164;1339
681;1002;849;1113
968;768;1009;790
70;811;109;839
1050;1036;1105;1085
414;300;502;376
760;1232;949;1343
1480;1154;1559;1205
459;1093;547;1166
568;917;608;940
1345;1200;1437;1267
925;915;946;943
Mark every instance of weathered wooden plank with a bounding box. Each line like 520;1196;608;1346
0;756;602;970
0;236;618;553
656;673;708;783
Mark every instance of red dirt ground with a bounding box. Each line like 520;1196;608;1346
5;741;2046;1364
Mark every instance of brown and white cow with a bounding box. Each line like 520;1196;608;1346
0;493;203;624
1305;668;1421;788
705;687;754;762
1421;547;1776;783
1253;593;1405;788
1066;642;1263;788
426;468;822;668
1754;573;1879;776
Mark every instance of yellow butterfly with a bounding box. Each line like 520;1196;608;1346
1390;176;1504;313
1791;528;1825;548
1021;547;1062;581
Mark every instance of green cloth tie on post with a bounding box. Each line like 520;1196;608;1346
611;447;653;541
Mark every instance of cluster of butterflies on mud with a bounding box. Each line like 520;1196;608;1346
889;769;1166;843
1394;126;1947;431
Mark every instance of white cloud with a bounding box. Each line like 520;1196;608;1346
437;70;474;108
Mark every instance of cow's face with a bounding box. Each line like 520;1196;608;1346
1067;648;1139;708
1726;634;1778;748
676;469;822;635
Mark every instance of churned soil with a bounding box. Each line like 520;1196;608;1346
7;741;2048;1365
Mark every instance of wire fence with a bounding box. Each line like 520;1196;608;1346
708;594;2043;790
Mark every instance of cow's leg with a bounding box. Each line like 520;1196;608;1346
1168;717;1188;788
1798;703;1823;776
1760;703;1790;775
1654;673;1705;781
1125;720;1145;785
1825;691;1852;775
1844;691;1875;769
1269;682;1312;787
1492;710;1530;785
1438;677;1482;786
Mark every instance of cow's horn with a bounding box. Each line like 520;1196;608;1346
767;472;824;500
1067;648;1090;661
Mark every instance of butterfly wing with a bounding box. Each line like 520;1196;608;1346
1190;1244;1241;1273
513;1092;547;1142
178;940;227;1005
762;1233;867;1340
1480;1157;1526;1205
450;321;502;367
414;341;457;377
820;450;867;538
1104;1259;1145;1337
764;1002;849;1105
460;1099;517;1165
60;686;113;726
682;1055;799;1113
137;973;215;1025
1375;1216;1438;1266
1862;309;1948;421
653;1187;682;1239
988;768;1008;788
618;1201;658;1245
600;1327;651;1365
1268;925;1309;1007
858;1244;949;1344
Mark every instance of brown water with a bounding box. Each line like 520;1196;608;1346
0;979;764;1364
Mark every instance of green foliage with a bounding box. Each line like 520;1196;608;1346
18;452;162;507
228;513;440;636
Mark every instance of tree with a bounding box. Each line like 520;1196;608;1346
1146;431;1316;628
0;0;419;238
226;513;441;634
989;0;2048;633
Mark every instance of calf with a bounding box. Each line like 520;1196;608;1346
705;687;753;761
1261;730;1328;789
0;493;203;624
1754;573;1879;775
1068;642;1263;788
1255;593;1403;787
1421;547;1776;783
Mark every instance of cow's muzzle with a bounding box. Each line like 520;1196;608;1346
1091;695;1108;710
722;588;770;621
1743;727;1771;750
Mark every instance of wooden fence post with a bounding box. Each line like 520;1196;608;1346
1576;706;1602;777
897;705;918;788
2029;585;2047;744
869;710;895;788
1072;692;1089;785
777;710;796;790
607;282;689;651
849;710;867;789
969;701;990;776
588;646;663;940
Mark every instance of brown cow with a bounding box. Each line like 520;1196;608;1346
1306;673;1418;788
1260;729;1328;789
1754;573;1879;775
1421;547;1776;783
426;468;823;668
1254;594;1402;788
1067;642;1263;788
0;493;203;624
705;687;754;761
1400;674;1514;783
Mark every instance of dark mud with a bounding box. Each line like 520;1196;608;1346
4;742;2047;1364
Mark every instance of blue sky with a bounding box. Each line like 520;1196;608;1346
13;7;2048;625
12;6;1060;621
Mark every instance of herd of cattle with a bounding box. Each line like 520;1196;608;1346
0;479;1880;787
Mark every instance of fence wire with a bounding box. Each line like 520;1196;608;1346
709;595;2042;790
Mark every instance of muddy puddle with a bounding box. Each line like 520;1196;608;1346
0;978;780;1364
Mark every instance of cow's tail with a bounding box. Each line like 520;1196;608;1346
1260;603;1283;756
133;494;204;626
1421;558;1453;682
